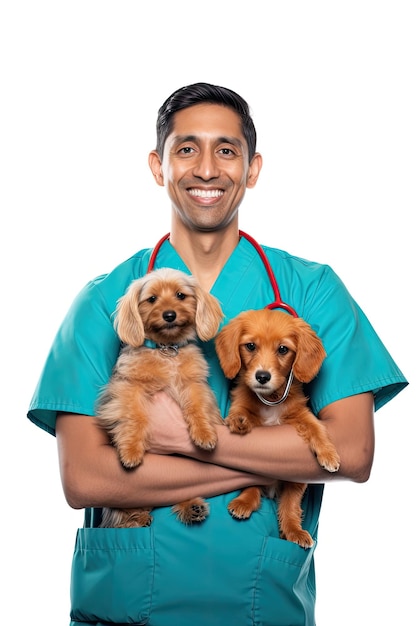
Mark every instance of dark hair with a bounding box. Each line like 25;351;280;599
155;82;257;162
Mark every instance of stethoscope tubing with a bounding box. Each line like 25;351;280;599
147;230;298;318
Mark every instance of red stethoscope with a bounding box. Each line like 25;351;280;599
147;230;299;318
147;230;298;406
148;230;298;317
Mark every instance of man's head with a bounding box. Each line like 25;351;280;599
155;82;257;162
149;83;262;236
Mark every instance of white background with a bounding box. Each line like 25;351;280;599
1;1;415;624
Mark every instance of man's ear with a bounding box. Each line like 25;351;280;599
246;152;262;189
148;150;164;186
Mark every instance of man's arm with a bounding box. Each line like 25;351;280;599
146;391;375;484
55;412;273;510
56;390;374;511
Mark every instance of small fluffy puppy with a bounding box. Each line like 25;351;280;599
215;308;340;549
97;267;224;528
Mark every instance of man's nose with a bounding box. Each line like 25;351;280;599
192;150;220;180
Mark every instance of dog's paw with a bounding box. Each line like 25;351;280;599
120;455;144;470
190;425;218;451
172;498;209;524
225;414;252;435
100;507;153;528
316;450;341;473
126;510;153;527
118;444;146;469
227;499;254;520
282;529;314;549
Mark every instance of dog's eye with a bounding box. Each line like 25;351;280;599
147;295;157;304
176;291;186;300
277;345;289;355
244;342;256;352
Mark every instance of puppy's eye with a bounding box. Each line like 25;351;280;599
176;291;186;300
278;345;289;355
245;342;256;352
147;295;157;303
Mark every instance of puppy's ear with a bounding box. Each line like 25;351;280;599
114;280;145;347
194;287;224;341
215;318;244;379
292;318;326;382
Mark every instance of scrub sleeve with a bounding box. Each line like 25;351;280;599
28;236;408;626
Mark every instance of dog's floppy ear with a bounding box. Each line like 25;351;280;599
215;317;244;379
114;279;146;347
194;286;224;341
292;317;326;382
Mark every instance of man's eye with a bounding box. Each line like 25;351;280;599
219;148;234;155
179;146;194;154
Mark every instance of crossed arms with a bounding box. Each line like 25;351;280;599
56;391;374;511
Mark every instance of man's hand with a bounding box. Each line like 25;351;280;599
146;391;199;456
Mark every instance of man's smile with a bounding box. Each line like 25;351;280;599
187;188;224;198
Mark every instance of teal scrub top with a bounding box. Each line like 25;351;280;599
28;236;408;626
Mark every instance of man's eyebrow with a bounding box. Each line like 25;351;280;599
218;136;244;149
172;134;244;149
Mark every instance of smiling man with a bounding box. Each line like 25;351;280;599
149;101;262;291
28;82;408;626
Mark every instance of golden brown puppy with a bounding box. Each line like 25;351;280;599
215;308;340;548
97;267;224;528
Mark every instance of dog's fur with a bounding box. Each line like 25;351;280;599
97;267;224;528
215;308;340;548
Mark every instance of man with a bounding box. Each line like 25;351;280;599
28;82;407;625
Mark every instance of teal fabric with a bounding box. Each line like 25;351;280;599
28;235;408;625
70;490;321;626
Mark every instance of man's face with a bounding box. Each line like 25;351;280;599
150;103;260;232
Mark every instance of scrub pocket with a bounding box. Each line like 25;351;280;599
70;526;154;625
252;535;316;626
69;488;322;626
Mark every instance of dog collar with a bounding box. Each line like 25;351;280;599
143;338;195;357
254;367;294;406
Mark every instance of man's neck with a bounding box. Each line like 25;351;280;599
170;224;240;292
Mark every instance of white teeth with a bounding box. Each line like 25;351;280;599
188;189;223;198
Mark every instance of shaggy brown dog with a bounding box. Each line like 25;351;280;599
97;267;224;528
215;308;340;548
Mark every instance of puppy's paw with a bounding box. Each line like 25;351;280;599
282;529;314;549
119;454;144;470
172;498;209;524
100;507;153;528
225;414;253;435
316;450;341;473
227;499;254;520
190;425;218;451
118;443;147;469
126;510;153;527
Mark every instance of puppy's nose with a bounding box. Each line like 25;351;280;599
256;370;271;385
163;310;177;323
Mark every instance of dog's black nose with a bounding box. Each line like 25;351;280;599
256;370;271;385
163;310;177;323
